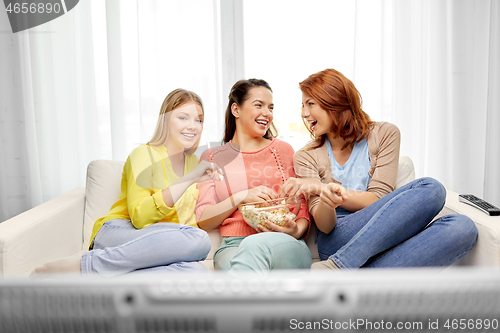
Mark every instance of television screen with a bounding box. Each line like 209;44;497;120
1;268;500;333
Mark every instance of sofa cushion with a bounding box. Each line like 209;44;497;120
396;155;415;189
83;159;223;260
83;160;124;250
83;156;415;257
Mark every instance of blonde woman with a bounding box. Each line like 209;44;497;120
33;89;220;276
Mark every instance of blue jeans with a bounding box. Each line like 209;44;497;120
318;177;478;268
81;219;211;277
214;233;312;273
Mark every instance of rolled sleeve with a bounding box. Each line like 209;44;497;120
195;180;218;222
367;123;400;198
152;189;170;215
294;149;323;215
296;194;311;239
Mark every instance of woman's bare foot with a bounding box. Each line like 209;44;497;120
31;250;86;276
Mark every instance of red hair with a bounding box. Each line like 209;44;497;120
299;69;374;150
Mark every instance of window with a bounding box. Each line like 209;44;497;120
242;0;356;150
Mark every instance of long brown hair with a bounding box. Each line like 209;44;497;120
148;88;204;155
299;69;374;150
222;79;278;144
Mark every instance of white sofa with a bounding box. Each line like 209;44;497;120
1;157;498;276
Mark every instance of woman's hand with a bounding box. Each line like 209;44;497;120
256;216;306;239
162;160;222;208
191;161;223;183
312;183;348;234
319;183;348;209
279;177;323;198
241;185;277;203
256;217;297;234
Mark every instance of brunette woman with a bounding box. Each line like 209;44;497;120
195;79;312;273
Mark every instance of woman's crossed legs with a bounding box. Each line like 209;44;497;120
317;177;478;269
81;219;211;276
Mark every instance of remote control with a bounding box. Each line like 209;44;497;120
459;194;500;216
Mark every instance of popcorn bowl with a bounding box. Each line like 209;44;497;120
238;196;302;230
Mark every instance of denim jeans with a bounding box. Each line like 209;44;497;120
214;232;312;273
317;177;478;268
81;219;211;277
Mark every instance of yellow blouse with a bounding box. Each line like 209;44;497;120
89;144;200;248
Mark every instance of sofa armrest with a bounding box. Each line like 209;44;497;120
442;189;500;267
0;188;86;276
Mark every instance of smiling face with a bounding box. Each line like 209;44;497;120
232;87;274;139
165;102;204;153
301;92;333;138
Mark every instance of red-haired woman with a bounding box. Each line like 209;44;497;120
280;68;477;269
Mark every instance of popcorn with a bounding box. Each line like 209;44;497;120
239;198;299;230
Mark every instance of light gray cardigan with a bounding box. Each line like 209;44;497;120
293;122;401;214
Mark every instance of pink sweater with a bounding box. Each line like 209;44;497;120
195;139;311;237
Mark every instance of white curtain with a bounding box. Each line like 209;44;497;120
1;0;499;223
244;0;500;207
0;0;222;222
374;0;499;207
389;0;500;205
351;0;500;203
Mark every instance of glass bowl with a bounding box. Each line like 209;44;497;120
238;196;302;230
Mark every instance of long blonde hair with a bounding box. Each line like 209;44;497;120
148;88;204;155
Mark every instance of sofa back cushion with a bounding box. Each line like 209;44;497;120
82;159;224;258
83;160;124;250
396;155;415;189
83;156;415;253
